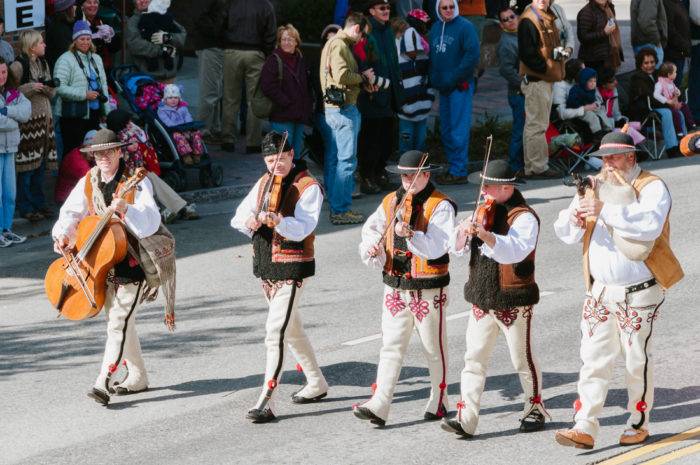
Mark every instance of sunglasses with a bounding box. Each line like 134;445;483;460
441;4;455;10
500;14;516;22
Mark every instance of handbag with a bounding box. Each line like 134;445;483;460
251;54;283;119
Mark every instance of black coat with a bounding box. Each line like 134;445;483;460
663;0;691;61
577;1;623;64
45;16;74;72
628;69;662;122
222;0;276;54
191;0;227;50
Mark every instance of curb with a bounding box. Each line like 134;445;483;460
178;183;255;204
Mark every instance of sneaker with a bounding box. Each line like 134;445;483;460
0;235;11;248
161;208;178;224
436;173;469;185
3;230;26;244
179;204;199;220
330;210;365;225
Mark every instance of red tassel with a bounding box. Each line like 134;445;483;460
574;399;582;412
267;379;277;390
636;401;647;412
439;382;447;390
122;360;128;366
456;401;465;410
108;363;117;373
371;382;377;394
531;395;542;404
295;363;303;373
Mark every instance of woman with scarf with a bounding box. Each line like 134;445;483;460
576;0;623;74
595;67;627;130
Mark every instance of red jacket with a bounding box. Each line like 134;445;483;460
55;148;91;204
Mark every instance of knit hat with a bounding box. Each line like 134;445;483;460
80;129;128;155
407;9;430;23
163;84;181;99
54;0;76;13
148;0;171;15
72;20;92;40
106;108;133;134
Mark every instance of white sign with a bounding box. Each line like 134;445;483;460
4;0;45;32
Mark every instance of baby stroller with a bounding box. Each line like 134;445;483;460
110;65;223;191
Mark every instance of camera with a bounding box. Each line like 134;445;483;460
552;46;571;61
39;77;60;88
96;91;109;104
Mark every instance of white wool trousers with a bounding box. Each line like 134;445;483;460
255;279;327;410
94;282;148;391
574;282;664;439
457;304;543;435
362;286;449;422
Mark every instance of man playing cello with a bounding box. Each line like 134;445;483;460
51;129;165;406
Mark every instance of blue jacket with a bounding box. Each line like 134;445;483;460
428;0;480;94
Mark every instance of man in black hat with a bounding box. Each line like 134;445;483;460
553;131;683;449
230;131;329;423
355;150;456;426
442;159;547;438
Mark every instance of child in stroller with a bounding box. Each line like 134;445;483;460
157;84;205;165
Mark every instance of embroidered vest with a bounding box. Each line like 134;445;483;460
381;184;455;290
463;190;540;310
582;171;684;290
518;6;565;82
252;168;318;281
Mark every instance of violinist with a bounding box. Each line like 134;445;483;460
443;159;546;438
553;132;683;449
230;131;328;424
51;129;162;406
356;150;456;427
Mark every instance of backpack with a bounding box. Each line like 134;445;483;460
251;53;283;119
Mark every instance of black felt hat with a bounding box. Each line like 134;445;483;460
363;0;392;13
469;159;525;185
261;131;292;156
588;131;639;157
385;150;442;174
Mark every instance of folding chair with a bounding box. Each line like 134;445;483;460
546;123;598;174
616;70;665;159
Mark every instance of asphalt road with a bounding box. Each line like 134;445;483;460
1;157;699;465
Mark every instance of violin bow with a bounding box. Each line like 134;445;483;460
375;152;429;248
256;131;289;217
469;134;494;225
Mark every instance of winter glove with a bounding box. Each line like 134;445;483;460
92;24;115;43
151;31;171;45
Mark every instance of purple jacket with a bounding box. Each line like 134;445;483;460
157;102;194;127
260;48;313;124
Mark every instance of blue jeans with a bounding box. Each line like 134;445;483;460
439;84;473;177
508;93;525;172
16;159;47;216
689;44;700;121
398;118;428;154
315;111;333;169
270;121;305;160
633;44;663;69
654;108;679;149
0;152;17;231
324;105;361;214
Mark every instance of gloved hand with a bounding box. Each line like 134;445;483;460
151;31;170;45
0;107;7;116
93;24;115;43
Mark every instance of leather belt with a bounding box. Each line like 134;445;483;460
625;278;656;295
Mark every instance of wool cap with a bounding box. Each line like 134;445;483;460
72;20;92;40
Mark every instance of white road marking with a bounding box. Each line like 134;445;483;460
341;290;557;346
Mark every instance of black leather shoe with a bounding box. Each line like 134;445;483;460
87;387;110;406
352;406;386;427
221;143;237;153
519;410;546;433
440;418;473;438
291;389;327;404
424;403;447;421
246;407;276;423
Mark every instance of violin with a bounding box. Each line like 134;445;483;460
255;132;288;228
44;168;147;320
473;197;496;232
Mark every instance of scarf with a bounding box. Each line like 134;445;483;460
601;2;621;70
598;86;616;117
566;68;597;108
88;165;178;330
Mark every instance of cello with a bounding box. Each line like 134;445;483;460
44;168;147;320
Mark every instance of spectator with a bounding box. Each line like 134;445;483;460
260;24;313;161
11;30;59;223
46;0;78;71
54;129;94;205
662;0;691;88
550;1;575;56
628;48;682;157
220;0;276;154
690;0;700;120
576;0;623;74
54;20;110;156
320;12;374;225
0;17;14;64
553;59;596;139
106;108;199;222
395;10;435;155
157;84;205;165
0;57;32;247
595;66;627;130
125;0;186;83
192;0;226;144
429;0;479;185
497;6;525;174
630;0;668;69
654;61;695;133
357;0;403;193
312;24;342;168
566;67;603;134
78;0;120;73
518;0;565;178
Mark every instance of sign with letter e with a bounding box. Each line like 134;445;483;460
4;0;45;32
